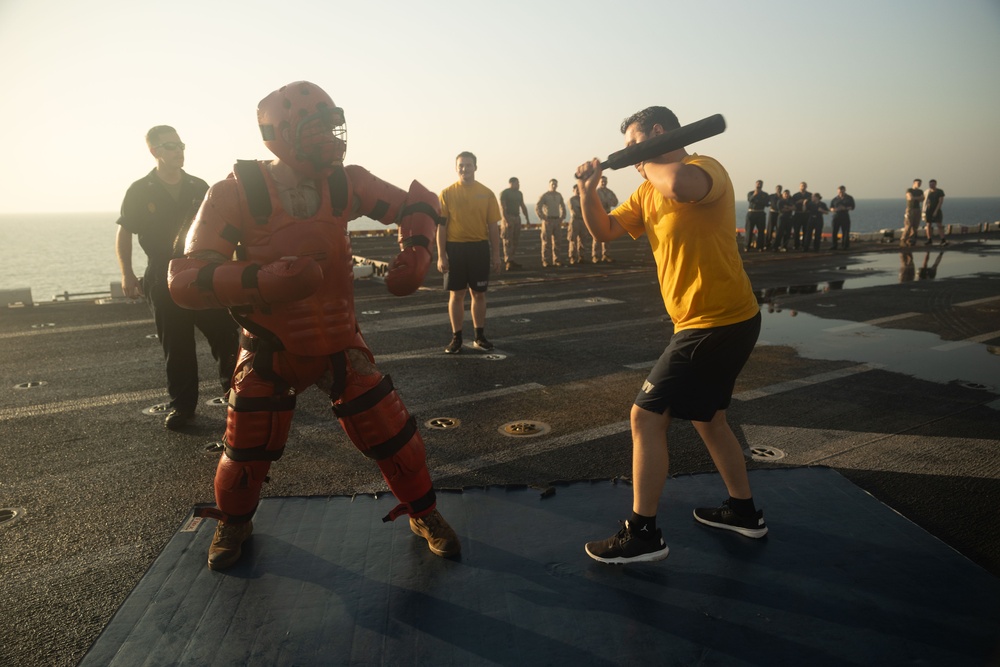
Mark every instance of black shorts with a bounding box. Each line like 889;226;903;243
634;312;761;422
444;240;490;292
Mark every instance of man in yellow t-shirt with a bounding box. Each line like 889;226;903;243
575;106;764;565
437;151;502;354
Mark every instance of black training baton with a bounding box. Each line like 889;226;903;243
598;114;726;171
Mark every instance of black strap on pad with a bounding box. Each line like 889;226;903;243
235;160;272;225
327;164;348;217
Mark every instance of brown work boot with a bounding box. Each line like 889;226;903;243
409;509;461;557
207;520;253;570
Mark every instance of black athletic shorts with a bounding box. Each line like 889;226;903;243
634;311;761;422
443;240;490;292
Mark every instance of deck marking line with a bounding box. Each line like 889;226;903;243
954;295;1000;308
432;420;632;479
360;297;623;334
825;313;921;333
933;330;1000;351
733;363;881;401
0;318;153;340
0;380;221;422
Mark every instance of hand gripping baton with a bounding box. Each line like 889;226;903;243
598;113;726;170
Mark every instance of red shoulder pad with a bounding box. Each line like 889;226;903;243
185;177;246;257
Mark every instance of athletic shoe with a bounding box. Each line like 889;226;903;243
602;257;615;263
208;520;253;570
444;336;462;354
940;240;949;246
473;337;494;351
693;499;768;538
585;520;669;564
410;509;461;557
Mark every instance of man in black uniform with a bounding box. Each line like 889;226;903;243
790;181;811;251
115;125;238;429
774;189;795;252
745;180;769;252
802;192;829;252
829;185;856;250
765;183;782;251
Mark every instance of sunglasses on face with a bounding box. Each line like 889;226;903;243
155;142;186;151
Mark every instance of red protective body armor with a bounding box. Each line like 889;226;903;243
171;160;440;524
229;162;360;355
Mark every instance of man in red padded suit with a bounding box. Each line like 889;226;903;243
169;81;460;570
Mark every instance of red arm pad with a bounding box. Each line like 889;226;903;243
396;180;440;248
169;256;323;310
345;165;406;225
384;180;441;296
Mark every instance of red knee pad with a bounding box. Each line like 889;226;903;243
334;374;434;512
213;374;297;521
214;455;272;521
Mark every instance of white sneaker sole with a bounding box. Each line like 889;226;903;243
584;543;670;564
693;511;768;538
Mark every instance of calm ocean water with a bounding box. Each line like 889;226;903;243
2;197;998;301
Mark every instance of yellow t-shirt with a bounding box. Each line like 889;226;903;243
610;154;759;331
439;180;500;243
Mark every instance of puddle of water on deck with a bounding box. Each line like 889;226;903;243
756;240;1000;299
759;307;1000;393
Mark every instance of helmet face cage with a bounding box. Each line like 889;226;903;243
295;105;347;170
258;82;347;175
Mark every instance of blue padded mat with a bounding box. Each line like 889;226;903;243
82;468;1000;666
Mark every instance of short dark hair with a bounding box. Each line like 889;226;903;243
509;177;518;184
456;151;477;166
146;125;176;148
620;106;680;135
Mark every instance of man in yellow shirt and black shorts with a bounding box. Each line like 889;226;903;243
437;151;503;354
575;106;764;564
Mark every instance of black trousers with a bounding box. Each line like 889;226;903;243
831;213;851;249
745;211;767;250
765;211;780;248
791;212;808;248
146;270;239;412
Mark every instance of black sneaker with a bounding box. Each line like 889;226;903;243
693;499;768;538
472;337;494;351
585;520;669;564
444;337;462;354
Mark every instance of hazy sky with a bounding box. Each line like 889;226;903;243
1;0;998;215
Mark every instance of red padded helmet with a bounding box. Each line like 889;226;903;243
257;81;347;177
